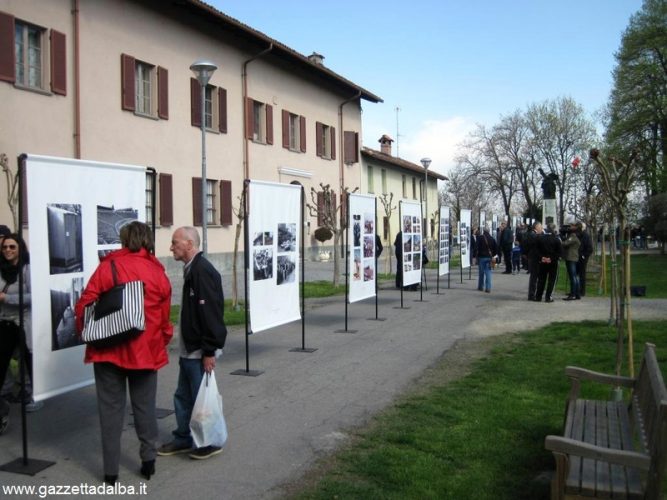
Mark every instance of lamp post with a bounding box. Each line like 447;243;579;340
420;157;431;241
190;59;217;255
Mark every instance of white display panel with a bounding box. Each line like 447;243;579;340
492;214;499;241
438;206;450;276
400;200;423;287
247;180;301;333
25;154;146;401
459;209;472;269
348;193;377;303
479;212;486;234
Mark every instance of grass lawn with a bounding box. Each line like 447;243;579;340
289;321;667;500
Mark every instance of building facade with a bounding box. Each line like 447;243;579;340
0;0;381;270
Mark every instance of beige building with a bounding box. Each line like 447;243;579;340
0;0;381;268
361;135;446;265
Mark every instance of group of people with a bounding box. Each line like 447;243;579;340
469;219;593;301
0;222;228;486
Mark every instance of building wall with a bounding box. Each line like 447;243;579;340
0;0;366;268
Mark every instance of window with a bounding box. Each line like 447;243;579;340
381;169;387;195
282;109;306;152
316;122;336;160
145;172;154;227
245;98;273;144
343;131;359;164
192;178;232;226
121;54;168;119
367;165;374;194
412;178;417;199
191;79;226;132
402;175;407;198
0;13;66;94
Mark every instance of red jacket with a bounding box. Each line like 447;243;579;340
75;248;173;370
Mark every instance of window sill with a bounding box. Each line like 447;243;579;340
251;138;268;145
13;83;51;97
134;111;159;121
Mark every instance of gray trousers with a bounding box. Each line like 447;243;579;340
93;363;158;476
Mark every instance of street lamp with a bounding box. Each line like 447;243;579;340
190;59;218;255
420;157;431;241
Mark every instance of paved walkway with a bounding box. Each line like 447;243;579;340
1;263;666;499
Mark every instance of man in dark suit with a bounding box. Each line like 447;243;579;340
576;222;593;297
535;223;562;302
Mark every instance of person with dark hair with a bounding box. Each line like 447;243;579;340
522;222;543;301
473;224;498;293
75;221;173;484
159;226;227;460
534;223;562;302
499;222;514;274
576;222;593;297
562;222;582;301
393;231;403;289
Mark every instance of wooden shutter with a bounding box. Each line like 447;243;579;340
245;97;254;139
50;29;66;95
157;66;168;119
220;180;232;225
331;127;336;160
121;54;135;111
266;104;273;144
218;87;227;133
315;122;323;157
317;191;324;226
192;177;202;226
282;109;290;149
299;116;306;152
190;78;201;127
0;12;15;83
159;173;173;226
344;131;359;164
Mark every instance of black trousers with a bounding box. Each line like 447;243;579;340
503;249;512;273
576;257;589;296
527;258;540;299
0;320;32;396
535;262;559;300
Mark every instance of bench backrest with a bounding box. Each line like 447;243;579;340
631;343;667;498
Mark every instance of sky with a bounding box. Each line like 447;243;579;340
209;0;642;177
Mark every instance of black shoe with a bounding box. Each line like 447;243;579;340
527;297;535;301
157;441;192;456
575;296;581;300
140;460;155;480
563;296;576;301
533;297;542;302
189;446;222;460
545;298;554;303
104;475;118;486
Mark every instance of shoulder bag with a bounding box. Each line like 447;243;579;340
82;260;145;348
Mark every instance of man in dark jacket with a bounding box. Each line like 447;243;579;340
499;222;514;274
159;226;227;460
576;222;593;297
522;222;543;300
535;223;562;302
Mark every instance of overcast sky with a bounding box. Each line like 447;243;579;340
210;0;642;175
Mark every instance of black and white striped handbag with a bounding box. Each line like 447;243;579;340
82;260;145;348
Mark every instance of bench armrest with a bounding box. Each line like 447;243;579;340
565;366;635;399
545;435;651;471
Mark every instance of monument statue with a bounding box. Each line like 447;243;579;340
538;168;559;199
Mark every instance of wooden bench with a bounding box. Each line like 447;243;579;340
545;343;667;499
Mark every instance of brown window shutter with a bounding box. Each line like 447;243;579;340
331;127;336;160
157;66;168;119
282;109;290;149
218;87;227;133
299;116;306;153
121;54;135;111
315;122;323;157
192;177;202;226
0;12;15;83
266;104;273;144
159;173;173;226
220;180;232;225
245;97;254;139
50;30;66;95
317;191;324;226
190;78;201;127
344;131;359;163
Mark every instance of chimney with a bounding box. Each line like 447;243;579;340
379;134;394;156
308;52;325;65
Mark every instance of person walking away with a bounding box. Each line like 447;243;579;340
562;223;581;301
511;242;522;274
576;222;593;297
522;222;543;301
499;222;513;274
534;223;562;302
75;222;172;484
393;232;403;289
474;224;498;293
159;226;227;460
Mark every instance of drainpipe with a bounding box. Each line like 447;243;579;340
242;43;273;180
72;0;81;158
338;91;361;194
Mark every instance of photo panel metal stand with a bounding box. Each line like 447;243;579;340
393;201;409;310
336;193;357;333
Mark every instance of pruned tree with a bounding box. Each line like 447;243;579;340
230;186;247;310
378;192;396;274
306;183;357;286
589;147;641;378
441;164;489;228
1;153;18;230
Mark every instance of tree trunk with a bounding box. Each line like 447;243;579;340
332;229;341;286
231;219;243;309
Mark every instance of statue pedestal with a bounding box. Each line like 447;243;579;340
543;198;557;226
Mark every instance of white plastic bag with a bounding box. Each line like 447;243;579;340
189;371;228;448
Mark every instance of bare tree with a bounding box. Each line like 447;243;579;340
1;153;18;230
230;186;247;310
440;165;489;226
378;192;396;274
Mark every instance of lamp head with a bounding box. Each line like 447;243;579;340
190;59;218;87
420;157;432;169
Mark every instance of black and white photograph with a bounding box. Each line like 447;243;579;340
50;276;85;351
353;214;361;247
402;215;412;233
413;252;421;270
47;203;83;274
253;248;273;281
364;213;374;234
264;231;274;245
363;263;374;281
253;232;264;246
363;235;374;258
276;255;296;285
97;205;138;245
277;223;297;252
353;249;361;281
404;263;412;272
403;235;412;253
413;234;421;250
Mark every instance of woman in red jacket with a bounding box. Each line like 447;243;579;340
75;222;172;485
